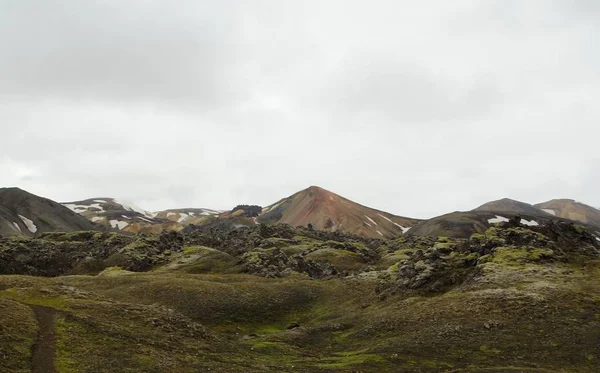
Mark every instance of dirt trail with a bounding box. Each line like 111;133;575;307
30;305;57;373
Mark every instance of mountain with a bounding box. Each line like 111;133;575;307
62;197;163;233
0;187;100;237
2;214;600;372
408;211;552;238
62;199;224;233
257;186;419;238
535;199;600;227
473;198;549;215
153;208;222;225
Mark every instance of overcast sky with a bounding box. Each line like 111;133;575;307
1;0;598;218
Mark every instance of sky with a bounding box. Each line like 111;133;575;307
1;0;599;219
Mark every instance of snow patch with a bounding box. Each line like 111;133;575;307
365;216;378;226
177;213;189;223
91;217;103;223
112;199;153;218
376;230;384;237
399;225;411;234
188;212;196;216
542;209;556;216
364;221;372;228
377;213;411;233
167;212;176;218
262;201;283;214
488;215;509;224
109;220;129;230
63;203;104;213
12;222;21;233
121;215;131;220
18;215;37;233
377;214;394;224
138;217;153;223
520;219;539;227
94;199;107;203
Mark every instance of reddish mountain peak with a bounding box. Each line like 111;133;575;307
259;186;419;239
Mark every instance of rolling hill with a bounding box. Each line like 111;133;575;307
407;211;552;238
473;198;549;215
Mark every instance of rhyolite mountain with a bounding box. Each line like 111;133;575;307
64;186;420;239
535;199;600;227
62;197;165;233
0;187;100;237
62;198;222;233
258;186;420;239
4;186;600;240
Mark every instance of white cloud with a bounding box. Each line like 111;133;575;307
0;1;598;218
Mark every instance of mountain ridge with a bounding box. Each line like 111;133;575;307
0;187;100;237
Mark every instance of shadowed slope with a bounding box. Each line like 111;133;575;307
0;188;100;237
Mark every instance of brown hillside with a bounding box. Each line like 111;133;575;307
473;198;549;215
258;186;419;239
535;199;600;227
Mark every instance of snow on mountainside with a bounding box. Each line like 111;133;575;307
0;187;99;237
257;186;420;239
534;199;600;228
62;198;163;232
63;198;224;233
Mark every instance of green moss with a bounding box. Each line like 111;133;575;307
182;246;214;256
315;353;386;369
305;248;365;272
492;247;554;265
465;252;480;262
0;289;70;310
470;233;485;241
97;266;134;277
55;316;79;373
479;344;502;355
0;299;37;373
478;254;492;264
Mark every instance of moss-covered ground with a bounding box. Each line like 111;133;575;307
1;223;599;372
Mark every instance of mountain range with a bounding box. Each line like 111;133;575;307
1;185;600;239
2;184;600;372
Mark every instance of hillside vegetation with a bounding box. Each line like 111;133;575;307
0;219;599;372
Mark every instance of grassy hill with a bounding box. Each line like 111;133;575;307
1;219;599;372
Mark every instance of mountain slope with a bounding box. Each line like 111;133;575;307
258;186;419;238
154;208;221;225
0;187;100;237
535;199;600;227
62;197;162;233
63;199;224;233
473;198;549;215
408;211;553;238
